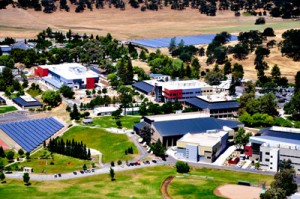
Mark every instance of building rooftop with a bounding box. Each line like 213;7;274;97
258;127;300;141
12;96;42;107
39;63;98;80
132;81;154;94
145;79;211;90
151;117;241;137
185;96;240;110
144;112;210;123
250;135;300;149
178;130;228;147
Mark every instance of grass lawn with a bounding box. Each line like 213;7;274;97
26;88;43;97
0;166;273;199
61;126;138;163
168;167;273;199
11;149;93;174
0;106;17;114
92;116;141;129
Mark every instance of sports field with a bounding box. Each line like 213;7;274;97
60;126;138;162
0;166;273;199
92;116;141;129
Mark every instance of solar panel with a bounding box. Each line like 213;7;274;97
0;117;64;152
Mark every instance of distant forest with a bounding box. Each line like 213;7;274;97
0;0;299;18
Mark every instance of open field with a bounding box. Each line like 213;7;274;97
60;126;138;162
0;166;273;199
12;149;93;174
0;6;297;40
168;167;272;199
0;106;17;114
26;88;43;97
92;116;141;129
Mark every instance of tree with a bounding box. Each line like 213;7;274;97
271;64;281;82
6;151;14;161
281;29;300;61
234;128;251;149
295;71;300;92
0;159;4;171
279;159;293;171
109;167;115;181
18;149;24;157
168;37;177;52
83;164;87;170
255;17;265;25
175;161;190;173
41;90;62;107
23;173;30;185
70;104;80;120
0;146;5;158
139;125;153;145
232;63;244;82
151;139;166;159
0;171;5;182
261;187;286;199
271;168;297;197
262;27;275;37
59;85;74;99
223;61;232;75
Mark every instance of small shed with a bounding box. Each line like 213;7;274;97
83;118;93;124
23;167;33;173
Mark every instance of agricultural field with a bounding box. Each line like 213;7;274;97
92;116;141;129
0;106;17;114
60;126;138;163
11;149;93;174
0;166;273;199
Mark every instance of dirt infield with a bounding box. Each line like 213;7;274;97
214;184;262;199
161;176;175;199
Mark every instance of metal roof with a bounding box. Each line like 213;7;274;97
185;97;240;110
132;81;154;94
12;97;42;107
152;117;241;137
0;117;64;152
258;128;300;141
42;76;64;89
250;136;300;147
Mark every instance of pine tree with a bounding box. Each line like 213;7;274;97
0;146;5;157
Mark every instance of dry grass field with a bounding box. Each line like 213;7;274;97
0;5;297;40
0;5;299;81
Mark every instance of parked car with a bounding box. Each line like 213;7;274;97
54;174;57;178
152;160;157;163
73;171;77;175
58;173;62;177
80;170;84;174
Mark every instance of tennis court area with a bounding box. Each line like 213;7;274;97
128;34;238;48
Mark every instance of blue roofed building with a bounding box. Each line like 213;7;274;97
247;126;300;174
185;95;240;118
134;112;243;147
0;117;64;152
12;96;43;109
132;81;154;95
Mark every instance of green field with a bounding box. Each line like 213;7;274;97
11;149;93;174
168;167;271;199
61;126;138;163
92;116;141;129
26;88;43;97
0;106;17;114
0;166;273;199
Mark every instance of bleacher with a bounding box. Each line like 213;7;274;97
0;117;64;152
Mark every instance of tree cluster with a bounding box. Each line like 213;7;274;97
138;100;182;116
59;85;75;99
175;161;190;173
48;138;91;160
280;29;300;61
41;90;62;107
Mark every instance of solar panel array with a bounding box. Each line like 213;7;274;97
128;34;238;48
0;117;64;152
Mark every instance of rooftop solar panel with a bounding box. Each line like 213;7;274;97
128;34;238;48
0;117;64;152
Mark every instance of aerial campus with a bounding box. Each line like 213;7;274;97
0;1;300;199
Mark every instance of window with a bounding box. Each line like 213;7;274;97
207;157;211;159
271;156;273;158
265;152;270;155
270;167;273;169
265;159;270;162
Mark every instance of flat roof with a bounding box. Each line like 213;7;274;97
152;117;241;137
12;96;42;107
178;131;228;147
39;63;98;80
94;106;118;113
145;80;211;90
144;112;210;122
258;127;300;141
250;136;300;149
185;97;240;110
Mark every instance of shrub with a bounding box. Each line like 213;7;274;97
117;160;122;165
255;17;266;25
111;161;115;167
176;161;190;173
